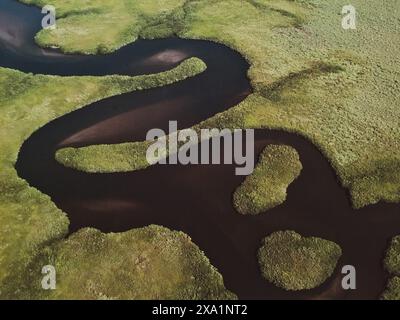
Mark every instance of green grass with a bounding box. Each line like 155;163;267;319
381;277;400;301
384;235;400;275
0;59;231;299
57;141;153;173
21;0;186;54
382;235;400;300
46;0;400;210
11;226;235;300
233;145;302;215
258;230;342;291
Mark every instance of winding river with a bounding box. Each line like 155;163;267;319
2;0;400;300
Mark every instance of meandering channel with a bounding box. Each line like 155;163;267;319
2;0;400;299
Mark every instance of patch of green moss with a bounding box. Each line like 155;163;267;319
233;145;302;215
14;226;235;300
56;141;152;173
384;236;400;275
382;235;400;300
381;277;400;301
258;230;342;290
21;0;186;54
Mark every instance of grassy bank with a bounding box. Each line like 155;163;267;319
21;0;186;54
382;235;400;300
233;145;302;215
384;236;400;275
382;277;400;300
258;231;342;291
13;226;235;300
0;59;234;299
47;0;400;209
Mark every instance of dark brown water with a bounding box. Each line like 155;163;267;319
2;0;400;300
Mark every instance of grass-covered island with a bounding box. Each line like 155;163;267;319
258;231;342;291
382;236;400;300
15;226;235;299
233;145;302;215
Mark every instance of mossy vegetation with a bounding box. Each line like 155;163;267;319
14;226;235;300
0;58;222;299
381;277;400;301
21;0;186;54
382;235;400;300
384;236;400;275
57;141;152;173
258;231;342;291
233;145;302;215
48;0;400;210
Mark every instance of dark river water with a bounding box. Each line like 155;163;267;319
1;0;399;300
